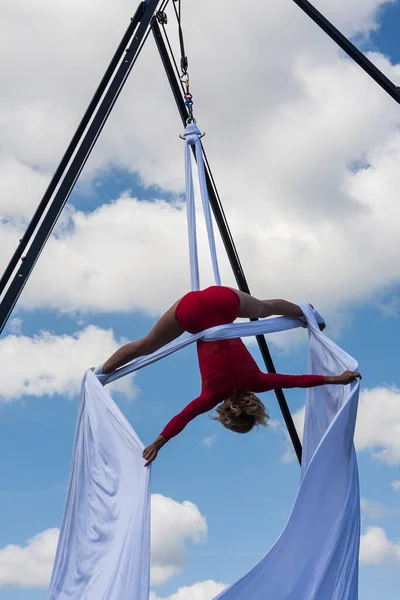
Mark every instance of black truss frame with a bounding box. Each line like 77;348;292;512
1;0;399;465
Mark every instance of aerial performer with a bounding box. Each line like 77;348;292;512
95;286;360;466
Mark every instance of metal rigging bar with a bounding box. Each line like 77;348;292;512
151;18;303;463
291;0;400;104
0;0;164;335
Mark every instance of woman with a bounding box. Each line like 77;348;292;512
98;286;360;466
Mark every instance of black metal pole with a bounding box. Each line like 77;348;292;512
152;19;303;463
0;0;163;335
291;0;400;104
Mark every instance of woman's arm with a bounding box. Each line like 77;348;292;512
142;392;219;467
253;370;361;393
324;371;361;385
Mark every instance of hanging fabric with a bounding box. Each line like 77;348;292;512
47;370;151;600
214;303;360;599
48;307;360;599
184;122;221;290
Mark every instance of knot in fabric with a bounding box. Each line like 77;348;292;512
184;122;201;145
185;133;199;145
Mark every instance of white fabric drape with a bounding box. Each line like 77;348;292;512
214;303;360;600
48;370;151;600
48;306;360;599
184;122;221;290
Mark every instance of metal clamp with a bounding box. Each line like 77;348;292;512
179;131;205;140
156;11;168;25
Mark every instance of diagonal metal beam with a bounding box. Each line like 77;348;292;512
291;0;400;104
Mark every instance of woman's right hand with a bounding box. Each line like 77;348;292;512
326;370;361;385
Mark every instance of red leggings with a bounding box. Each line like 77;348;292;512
159;285;325;441
175;286;240;334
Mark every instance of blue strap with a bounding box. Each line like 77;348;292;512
184;123;221;290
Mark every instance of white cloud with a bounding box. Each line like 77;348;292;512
11;196;201;315
392;481;400;492
292;406;306;441
355;386;400;465
360;526;400;565
360;498;399;519
0;494;208;588
280;405;306;464
281;386;400;465
150;580;227;600
5;518;400;590
2;1;392;181
0;325;136;401
8;318;22;335
313;0;395;35
1;1;400;321
0;158;50;222
151;494;207;585
202;435;217;449
0;528;59;587
255;326;308;354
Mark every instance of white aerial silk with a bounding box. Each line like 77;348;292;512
49;123;360;598
184;122;221;290
48;305;360;599
214;303;360;600
47;370;151;600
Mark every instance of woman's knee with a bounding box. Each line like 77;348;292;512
236;291;265;319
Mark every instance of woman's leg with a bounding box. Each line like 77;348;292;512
229;288;303;319
103;299;184;374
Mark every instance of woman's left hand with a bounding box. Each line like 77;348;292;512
143;442;160;467
143;436;166;467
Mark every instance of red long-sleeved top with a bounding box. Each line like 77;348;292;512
160;338;324;440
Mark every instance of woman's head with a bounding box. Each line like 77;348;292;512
212;391;269;434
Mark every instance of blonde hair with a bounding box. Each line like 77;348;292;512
212;391;269;434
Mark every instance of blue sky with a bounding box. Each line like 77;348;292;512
1;1;400;599
370;1;400;60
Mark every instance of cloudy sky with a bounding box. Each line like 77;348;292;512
1;0;400;599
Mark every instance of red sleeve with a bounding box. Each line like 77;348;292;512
160;392;220;441
252;373;325;393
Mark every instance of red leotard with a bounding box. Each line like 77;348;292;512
160;286;324;440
